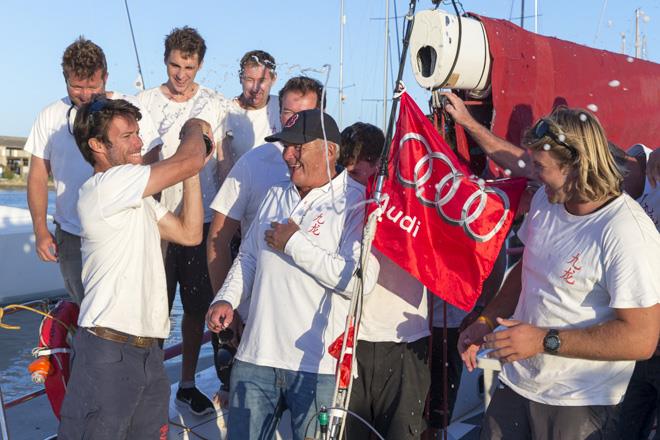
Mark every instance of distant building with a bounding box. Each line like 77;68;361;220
0;136;29;177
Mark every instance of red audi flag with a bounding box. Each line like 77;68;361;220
371;92;526;311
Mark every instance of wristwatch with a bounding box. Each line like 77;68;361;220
543;329;561;354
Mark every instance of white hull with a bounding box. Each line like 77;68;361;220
0;206;66;305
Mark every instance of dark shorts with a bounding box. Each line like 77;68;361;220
429;326;463;429
481;384;620;440
618;354;660;440
58;329;170;440
166;222;214;316
346;337;430;440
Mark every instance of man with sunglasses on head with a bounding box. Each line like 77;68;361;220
217;49;281;181
58;97;211;439
452;106;660;439
25;37;161;305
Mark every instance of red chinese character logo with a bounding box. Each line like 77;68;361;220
308;213;325;236
560;252;582;285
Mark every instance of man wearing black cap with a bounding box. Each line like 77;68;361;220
206;109;380;439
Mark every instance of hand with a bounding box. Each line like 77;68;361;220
647;148;660;188
458;320;491;372
35;228;57;262
206;300;234;333
264;219;300;252
482;318;545;363
440;91;477;128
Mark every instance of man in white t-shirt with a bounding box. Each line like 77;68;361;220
458;107;660;439
137;26;227;416
25;37;161;305
57;97;211;439
206;109;380;439
218;49;281;180
334;122;430;439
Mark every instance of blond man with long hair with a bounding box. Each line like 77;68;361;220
456;106;660;440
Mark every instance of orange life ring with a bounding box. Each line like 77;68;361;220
27;300;79;420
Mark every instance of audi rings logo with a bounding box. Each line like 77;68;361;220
395;133;510;242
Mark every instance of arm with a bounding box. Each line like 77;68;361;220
458;260;523;371
206;218;259;331
206;212;240;293
441;91;532;178
484;304;660;363
141;144;162;165
157;174;203;246
143;118;208;198
27;155;57;262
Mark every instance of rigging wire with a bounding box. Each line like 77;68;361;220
123;0;146;91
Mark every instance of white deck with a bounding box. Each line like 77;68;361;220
0;206;65;305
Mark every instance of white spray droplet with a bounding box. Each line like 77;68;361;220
517;159;526;168
504;168;512;177
557;134;566;142
543;143;551;151
587;104;599;112
626;56;634;63
623;87;628;91
579;113;588;122
608;80;620;87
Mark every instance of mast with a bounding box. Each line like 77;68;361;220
338;0;345;127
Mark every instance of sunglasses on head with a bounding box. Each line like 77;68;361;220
532;119;578;160
67;96;110;136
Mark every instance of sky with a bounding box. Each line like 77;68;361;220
1;0;658;137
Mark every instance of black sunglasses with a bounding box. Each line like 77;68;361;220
532;119;578;160
66;97;110;136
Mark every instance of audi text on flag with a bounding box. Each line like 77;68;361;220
371;92;526;311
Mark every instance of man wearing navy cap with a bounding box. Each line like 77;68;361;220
206;109;380;439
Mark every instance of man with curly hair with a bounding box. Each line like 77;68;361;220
138;26;228;416
25;37;161;305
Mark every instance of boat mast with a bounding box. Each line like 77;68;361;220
382;0;390;130
123;0;146;91
338;0;345;128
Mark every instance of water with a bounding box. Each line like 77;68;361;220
0;189;206;402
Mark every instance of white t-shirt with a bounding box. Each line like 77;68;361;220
24;94;162;235
628;144;659;231
222;96;280;162
138;85;228;222
214;171;380;375
358;249;430;343
500;189;660;406
77;165;171;338
209;142;289;237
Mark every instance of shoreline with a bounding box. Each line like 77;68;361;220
0;179;54;190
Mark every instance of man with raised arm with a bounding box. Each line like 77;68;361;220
25;37;161;305
57;97;211;439
458;107;660;439
206;109;379;439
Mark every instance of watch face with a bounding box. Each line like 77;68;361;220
545;335;560;351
